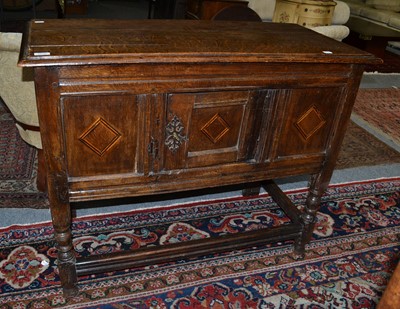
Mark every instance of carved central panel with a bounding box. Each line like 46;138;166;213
79;118;121;156
295;106;326;140
201;113;230;144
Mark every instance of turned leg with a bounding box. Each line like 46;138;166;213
294;174;324;255
47;174;78;297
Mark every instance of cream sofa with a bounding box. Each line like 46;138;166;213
342;0;400;38
0;32;41;149
0;32;46;191
248;0;351;41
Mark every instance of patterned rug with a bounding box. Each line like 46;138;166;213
352;88;400;148
337;121;400;169
0;178;399;308
0;101;48;209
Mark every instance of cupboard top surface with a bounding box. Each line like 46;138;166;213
19;19;379;67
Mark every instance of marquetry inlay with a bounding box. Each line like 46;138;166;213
295;106;326;140
79;118;122;156
201;113;230;144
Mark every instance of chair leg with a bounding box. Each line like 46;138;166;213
36;149;47;192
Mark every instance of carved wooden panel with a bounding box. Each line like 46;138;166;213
163;90;258;170
273;87;343;160
62;94;142;177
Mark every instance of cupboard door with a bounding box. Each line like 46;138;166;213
162;90;260;171
273;87;344;161
62;94;143;177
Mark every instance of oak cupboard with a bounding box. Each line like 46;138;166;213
19;19;379;296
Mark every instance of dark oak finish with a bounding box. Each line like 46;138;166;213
19;19;379;297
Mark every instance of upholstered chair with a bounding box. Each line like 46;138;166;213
0;32;46;191
248;0;351;41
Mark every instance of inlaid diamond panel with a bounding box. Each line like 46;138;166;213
201;113;230;144
295;106;326;140
79;118;121;156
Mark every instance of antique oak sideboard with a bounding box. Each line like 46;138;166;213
19;19;378;296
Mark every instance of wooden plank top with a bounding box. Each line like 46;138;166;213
19;19;379;67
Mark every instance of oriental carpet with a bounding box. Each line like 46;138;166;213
0;100;48;209
0;177;399;308
352;88;400;148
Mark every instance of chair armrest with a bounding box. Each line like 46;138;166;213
0;32;23;52
333;1;351;25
